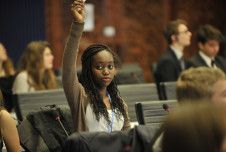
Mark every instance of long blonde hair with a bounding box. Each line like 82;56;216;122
2;58;15;77
0;42;15;77
16;41;57;90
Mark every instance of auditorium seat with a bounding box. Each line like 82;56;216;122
159;81;177;100
115;63;146;84
13;88;67;122
135;100;178;126
18;104;73;152
118;83;159;123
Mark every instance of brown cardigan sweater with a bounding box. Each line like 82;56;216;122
62;22;131;132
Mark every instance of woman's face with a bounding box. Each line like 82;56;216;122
43;47;54;70
91;50;116;90
0;43;7;62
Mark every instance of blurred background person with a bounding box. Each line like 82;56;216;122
12;41;57;94
155;19;192;83
0;42;15;111
162;102;226;152
187;24;226;73
152;67;226;152
0;90;20;151
176;67;226;105
0;42;15;78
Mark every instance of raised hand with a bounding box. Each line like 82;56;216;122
71;0;85;23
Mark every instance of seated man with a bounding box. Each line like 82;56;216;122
155;19;192;83
187;25;226;73
162;102;226;152
151;67;226;152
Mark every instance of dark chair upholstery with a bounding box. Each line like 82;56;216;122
62;125;159;152
0;75;15;111
149;62;164;100
18;105;73;152
149;62;157;83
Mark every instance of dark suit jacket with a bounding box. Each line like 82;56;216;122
155;47;184;83
186;53;226;73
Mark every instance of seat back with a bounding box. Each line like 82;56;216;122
115;63;146;84
118;83;159;122
135;100;178;126
149;62;157;83
13;88;67;122
159;81;177;100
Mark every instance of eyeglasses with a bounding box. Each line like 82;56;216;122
177;30;190;35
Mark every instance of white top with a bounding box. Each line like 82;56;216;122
86;104;124;132
12;71;35;94
199;51;216;68
0;70;5;77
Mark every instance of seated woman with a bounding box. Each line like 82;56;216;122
0;42;15;111
0;42;15;78
0;90;20;151
12;41;57;93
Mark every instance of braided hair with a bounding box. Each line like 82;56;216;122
79;44;127;124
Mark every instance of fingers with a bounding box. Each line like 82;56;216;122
71;0;85;11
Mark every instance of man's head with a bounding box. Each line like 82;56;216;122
162;102;226;152
176;67;226;105
163;19;192;47
197;25;225;58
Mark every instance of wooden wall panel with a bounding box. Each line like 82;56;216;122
46;0;226;82
122;0;171;82
45;0;64;69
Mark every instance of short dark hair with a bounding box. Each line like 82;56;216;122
197;24;225;44
163;19;188;44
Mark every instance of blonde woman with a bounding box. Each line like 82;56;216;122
0;42;15;78
12;41;57;93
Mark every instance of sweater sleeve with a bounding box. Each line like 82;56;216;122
62;22;84;113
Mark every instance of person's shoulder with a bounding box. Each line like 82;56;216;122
17;71;28;76
158;51;175;65
159;48;175;60
216;55;226;62
188;54;199;62
0;109;13;121
15;71;28;79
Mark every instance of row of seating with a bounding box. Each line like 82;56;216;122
12;83;178;151
13;82;177;124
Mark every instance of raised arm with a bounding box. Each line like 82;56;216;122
62;0;85;107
